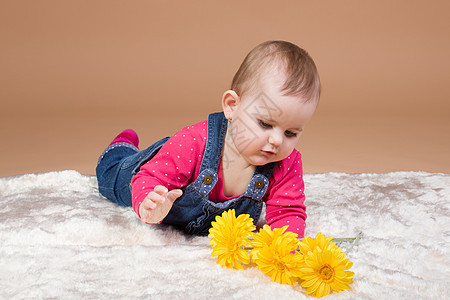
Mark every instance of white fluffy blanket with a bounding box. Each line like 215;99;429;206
1;171;449;299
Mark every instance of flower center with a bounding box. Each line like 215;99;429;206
227;241;237;252
319;264;334;281
274;260;286;271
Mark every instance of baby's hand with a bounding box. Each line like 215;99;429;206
139;185;183;224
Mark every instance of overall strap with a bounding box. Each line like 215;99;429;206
242;162;277;201
199;112;228;171
188;112;227;194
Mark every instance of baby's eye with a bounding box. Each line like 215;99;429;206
259;120;272;128
285;130;297;137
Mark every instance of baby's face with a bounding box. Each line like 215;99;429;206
228;74;317;166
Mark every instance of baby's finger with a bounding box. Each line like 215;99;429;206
147;191;165;205
166;189;183;203
141;197;157;210
153;185;169;195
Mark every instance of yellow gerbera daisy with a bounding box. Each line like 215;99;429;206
298;232;336;255
254;234;304;285
250;225;302;285
208;209;256;270
250;224;299;260
299;247;354;298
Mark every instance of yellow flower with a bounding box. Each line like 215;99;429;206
299;246;354;298
208;209;256;270
250;224;299;260
298;232;336;255
251;225;303;285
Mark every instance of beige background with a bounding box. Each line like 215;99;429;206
1;1;449;177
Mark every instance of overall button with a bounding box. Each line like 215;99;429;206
203;175;213;185
255;180;264;189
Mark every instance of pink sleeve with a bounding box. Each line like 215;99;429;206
264;150;307;238
130;122;207;217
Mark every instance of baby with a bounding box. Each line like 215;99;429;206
96;40;321;237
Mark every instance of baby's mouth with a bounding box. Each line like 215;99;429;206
261;150;276;157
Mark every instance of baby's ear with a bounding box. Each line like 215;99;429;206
221;90;240;120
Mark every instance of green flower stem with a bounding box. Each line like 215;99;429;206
331;232;363;245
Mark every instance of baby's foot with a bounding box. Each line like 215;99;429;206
139;185;183;224
109;129;140;148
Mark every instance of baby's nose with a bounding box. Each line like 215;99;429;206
268;131;283;146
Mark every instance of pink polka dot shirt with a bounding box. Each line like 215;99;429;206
131;119;307;237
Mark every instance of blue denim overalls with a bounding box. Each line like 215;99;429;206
96;112;277;235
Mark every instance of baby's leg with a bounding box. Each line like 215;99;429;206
96;130;140;206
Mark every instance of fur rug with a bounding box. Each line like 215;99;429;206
1;170;449;299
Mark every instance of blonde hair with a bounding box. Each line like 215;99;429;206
231;40;321;103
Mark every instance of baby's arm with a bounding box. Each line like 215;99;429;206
130;122;206;222
139;185;183;224
265;151;307;237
